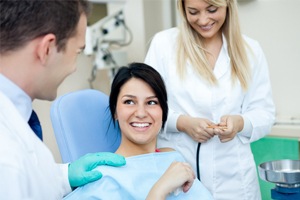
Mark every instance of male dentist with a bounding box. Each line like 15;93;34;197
0;0;125;199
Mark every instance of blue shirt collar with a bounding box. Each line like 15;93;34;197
0;74;32;121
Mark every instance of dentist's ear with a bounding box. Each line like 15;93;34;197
36;33;56;65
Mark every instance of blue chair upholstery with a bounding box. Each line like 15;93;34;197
50;89;121;163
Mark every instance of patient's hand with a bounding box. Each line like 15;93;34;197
146;161;195;200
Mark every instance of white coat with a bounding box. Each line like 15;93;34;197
145;28;275;200
0;91;71;199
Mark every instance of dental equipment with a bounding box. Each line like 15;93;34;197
84;8;132;88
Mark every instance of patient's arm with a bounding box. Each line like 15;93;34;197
146;161;195;200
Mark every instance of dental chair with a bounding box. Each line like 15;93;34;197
50;89;121;163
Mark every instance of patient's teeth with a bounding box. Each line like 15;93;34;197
132;123;149;128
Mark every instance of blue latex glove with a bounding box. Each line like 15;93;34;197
68;152;126;188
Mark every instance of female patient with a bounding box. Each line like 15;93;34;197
64;63;213;200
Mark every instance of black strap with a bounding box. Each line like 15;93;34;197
196;142;201;180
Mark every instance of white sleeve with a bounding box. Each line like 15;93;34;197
59;163;73;196
238;41;276;143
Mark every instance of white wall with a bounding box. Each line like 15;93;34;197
238;0;300;123
107;0;174;62
237;0;300;137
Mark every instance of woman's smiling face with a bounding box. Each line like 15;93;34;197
184;0;227;41
115;77;163;148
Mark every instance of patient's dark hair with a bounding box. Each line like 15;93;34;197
109;62;168;130
0;0;90;54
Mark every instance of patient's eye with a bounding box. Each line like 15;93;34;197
148;100;158;105
124;99;134;105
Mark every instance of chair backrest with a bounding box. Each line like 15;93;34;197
50;89;121;163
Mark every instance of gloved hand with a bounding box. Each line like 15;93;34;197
68;152;126;188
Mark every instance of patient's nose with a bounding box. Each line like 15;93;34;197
135;104;147;118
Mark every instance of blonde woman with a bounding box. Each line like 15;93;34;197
145;0;275;199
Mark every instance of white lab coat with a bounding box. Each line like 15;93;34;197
0;91;71;199
145;28;275;200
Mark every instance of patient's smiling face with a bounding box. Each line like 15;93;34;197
115;77;163;152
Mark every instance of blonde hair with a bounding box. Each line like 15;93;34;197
176;0;251;90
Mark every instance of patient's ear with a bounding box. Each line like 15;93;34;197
36;33;56;65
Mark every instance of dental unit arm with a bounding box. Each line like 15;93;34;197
84;9;132;87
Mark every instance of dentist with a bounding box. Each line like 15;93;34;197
145;0;275;199
0;0;125;199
